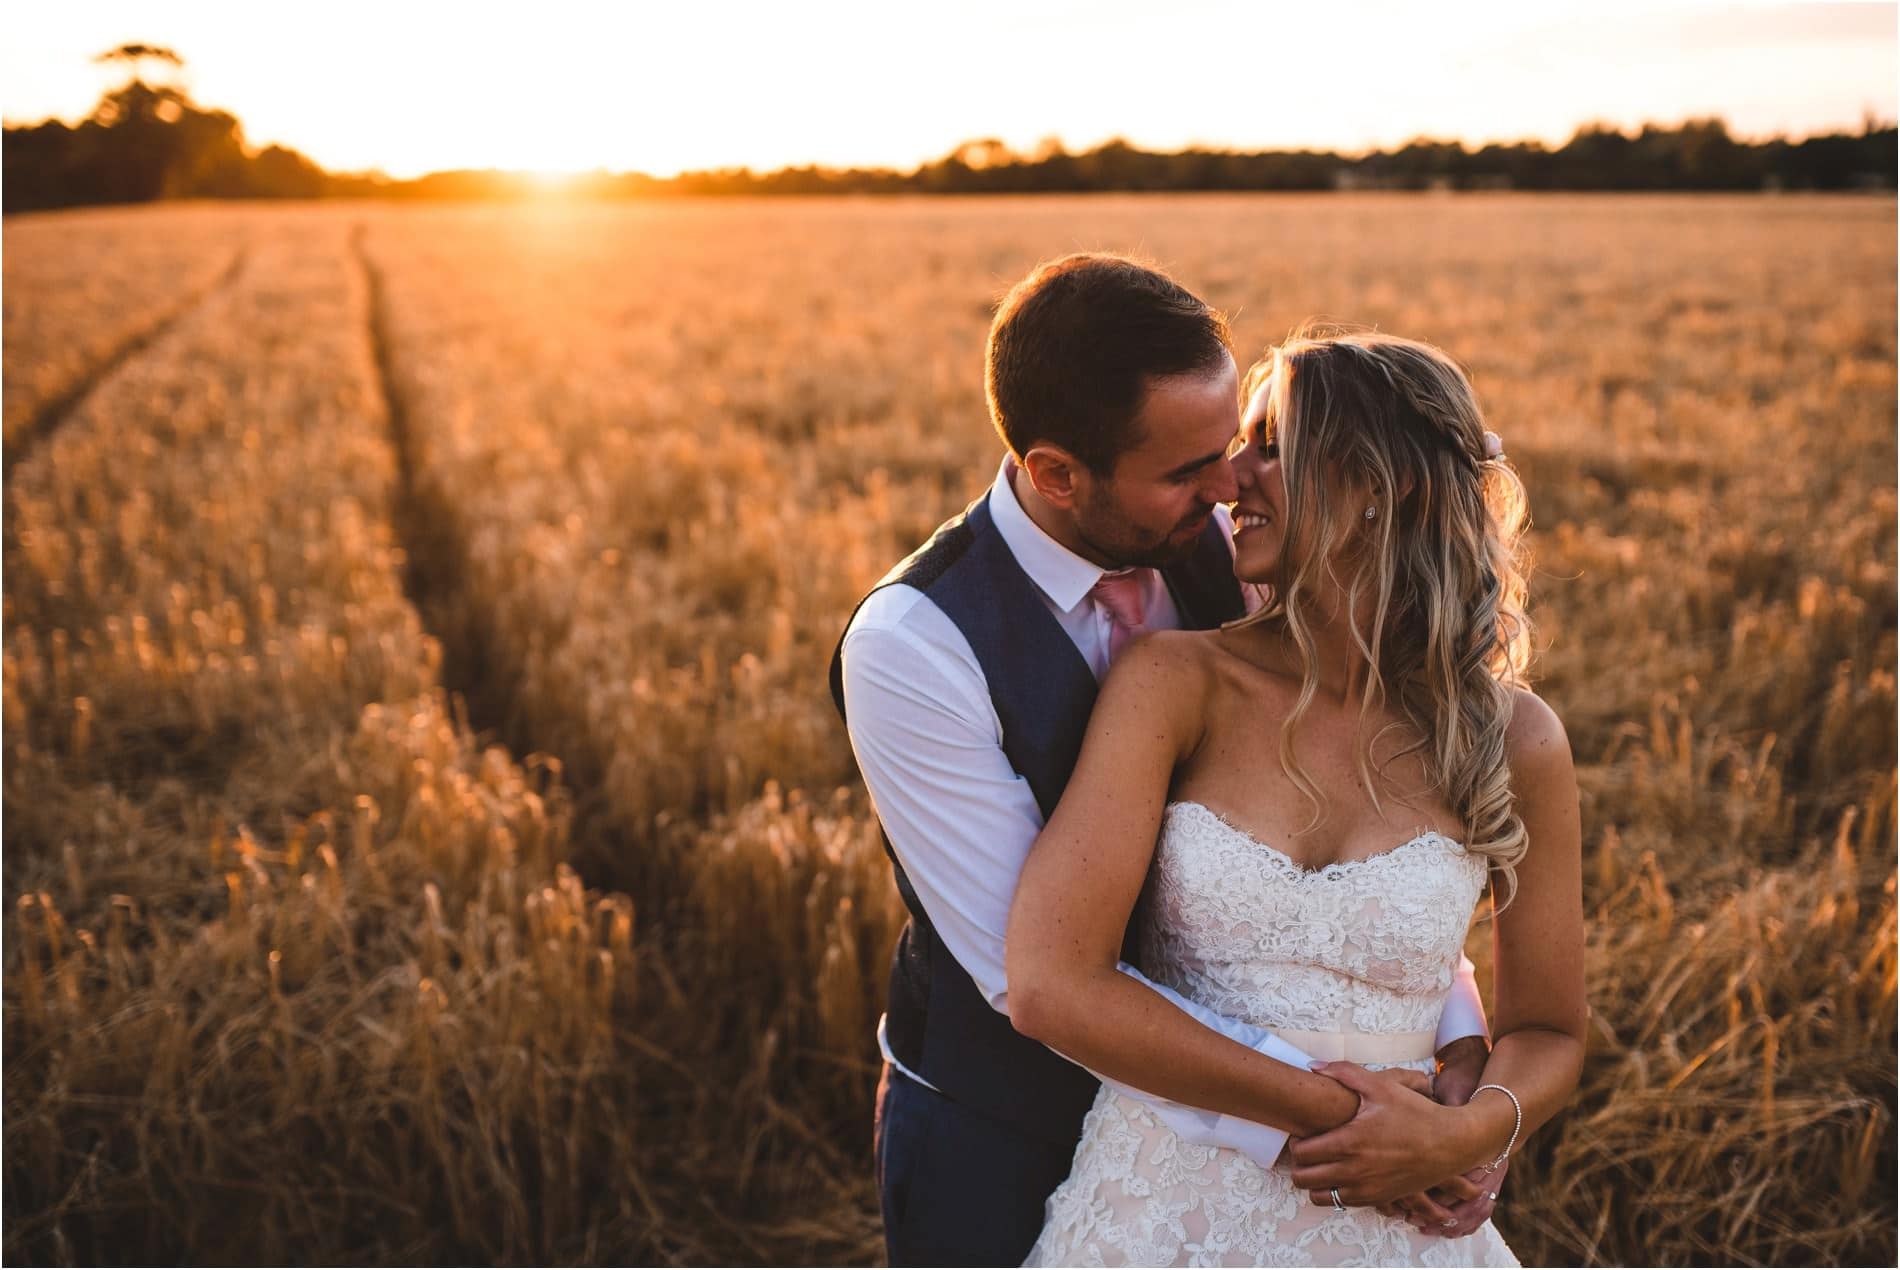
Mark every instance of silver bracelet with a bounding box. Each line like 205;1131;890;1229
1471;1083;1522;1170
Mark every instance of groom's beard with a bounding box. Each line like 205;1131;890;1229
1075;503;1215;570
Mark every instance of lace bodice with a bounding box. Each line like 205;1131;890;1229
1139;801;1488;1037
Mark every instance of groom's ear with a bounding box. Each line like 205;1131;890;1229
1021;442;1090;509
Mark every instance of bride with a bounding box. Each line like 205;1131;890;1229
1008;329;1585;1267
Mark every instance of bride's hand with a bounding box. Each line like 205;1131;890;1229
1369;1165;1501;1236
1420;1158;1508;1237
1289;1068;1467;1232
1287;1061;1480;1207
1374;1190;1458;1231
1284;1065;1431;1140
1418;1042;1509;1236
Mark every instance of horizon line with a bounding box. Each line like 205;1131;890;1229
329;113;1900;184
3;96;1894;185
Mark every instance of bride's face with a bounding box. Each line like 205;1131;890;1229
1228;377;1288;583
1230;371;1375;587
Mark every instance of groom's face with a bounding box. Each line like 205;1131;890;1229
1072;353;1242;568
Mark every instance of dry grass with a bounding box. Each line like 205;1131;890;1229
4;193;1893;1265
1;205;256;454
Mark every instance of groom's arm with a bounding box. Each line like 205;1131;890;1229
841;595;1322;1164
1439;959;1488;1051
1434;961;1491;1109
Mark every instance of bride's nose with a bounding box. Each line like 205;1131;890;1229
1231;450;1259;489
1204;454;1239;504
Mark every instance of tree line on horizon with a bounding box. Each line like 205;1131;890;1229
4;53;1895;214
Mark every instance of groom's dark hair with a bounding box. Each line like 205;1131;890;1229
986;253;1232;476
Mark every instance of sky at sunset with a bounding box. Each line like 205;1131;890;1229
2;0;1894;179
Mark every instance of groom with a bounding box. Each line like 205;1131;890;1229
830;254;1496;1266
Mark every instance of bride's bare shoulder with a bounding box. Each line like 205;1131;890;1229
1103;627;1299;725
1505;687;1574;782
1504;684;1565;764
1096;629;1228;712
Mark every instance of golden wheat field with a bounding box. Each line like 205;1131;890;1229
3;193;1894;1267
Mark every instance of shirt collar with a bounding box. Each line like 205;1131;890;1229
986;455;1116;614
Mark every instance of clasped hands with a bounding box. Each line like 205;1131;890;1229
1283;1036;1506;1239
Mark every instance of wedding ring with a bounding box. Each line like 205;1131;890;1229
1330;1188;1345;1212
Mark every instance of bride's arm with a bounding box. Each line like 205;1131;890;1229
1006;632;1363;1138
1452;692;1588;1155
1287;689;1587;1202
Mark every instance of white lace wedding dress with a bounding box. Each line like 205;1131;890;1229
1023;800;1518;1268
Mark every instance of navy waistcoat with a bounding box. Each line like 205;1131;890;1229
829;487;1245;1147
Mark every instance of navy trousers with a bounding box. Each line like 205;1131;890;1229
874;1063;1081;1267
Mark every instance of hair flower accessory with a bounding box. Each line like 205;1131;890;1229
1482;430;1505;460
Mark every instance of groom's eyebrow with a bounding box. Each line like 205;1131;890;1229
1165;448;1229;479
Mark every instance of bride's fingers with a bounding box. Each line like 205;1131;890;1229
1306;1186;1382;1209
1440;1180;1501;1232
1290;1115;1387;1161
1426;1173;1483;1203
1403;1191;1457;1226
1287;1160;1354;1189
1383;1191;1428;1222
1392;1069;1433;1097
1435;1193;1495;1238
1284;1127;1358;1166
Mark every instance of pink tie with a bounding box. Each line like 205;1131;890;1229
1090;569;1150;664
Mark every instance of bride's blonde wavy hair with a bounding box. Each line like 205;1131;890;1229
1235;325;1535;907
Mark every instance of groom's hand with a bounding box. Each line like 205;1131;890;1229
1430;1035;1489;1108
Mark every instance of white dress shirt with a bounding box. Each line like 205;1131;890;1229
842;457;1488;1166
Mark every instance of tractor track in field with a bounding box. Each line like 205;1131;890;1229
350;221;595;804
351;222;503;737
4;247;250;482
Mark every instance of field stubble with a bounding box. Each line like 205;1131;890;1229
3;194;1894;1265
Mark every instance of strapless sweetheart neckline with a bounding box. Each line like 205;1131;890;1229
1163;799;1466;878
